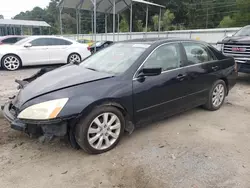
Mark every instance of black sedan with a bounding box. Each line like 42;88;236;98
2;38;237;154
89;41;113;54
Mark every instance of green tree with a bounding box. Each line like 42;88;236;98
152;9;175;31
62;13;76;34
162;9;175;30
152;15;161;31
219;16;235;27
119;16;129;32
136;20;144;32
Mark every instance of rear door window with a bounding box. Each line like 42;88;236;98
50;38;72;46
182;42;216;66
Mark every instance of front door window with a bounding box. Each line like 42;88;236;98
143;43;181;72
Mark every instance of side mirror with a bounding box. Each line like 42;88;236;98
138;68;162;78
24;43;32;48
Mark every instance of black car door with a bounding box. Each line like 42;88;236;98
180;42;221;105
133;43;193;124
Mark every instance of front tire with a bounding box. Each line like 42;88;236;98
1;55;21;71
75;106;125;154
204;80;227;111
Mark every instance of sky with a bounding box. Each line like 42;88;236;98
0;0;51;19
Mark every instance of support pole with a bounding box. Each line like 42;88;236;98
145;5;148;32
105;14;107;40
93;0;97;52
79;10;81;34
117;14;120;41
113;0;116;42
206;7;208;28
91;12;94;40
158;8;162;38
59;6;63;35
130;2;133;39
76;8;79;37
20;26;23;35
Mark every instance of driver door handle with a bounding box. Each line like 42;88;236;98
176;74;187;81
212;66;219;71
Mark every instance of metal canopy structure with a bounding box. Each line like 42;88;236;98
0;19;51;36
0;19;50;27
58;0;165;45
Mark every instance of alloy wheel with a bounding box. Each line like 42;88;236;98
69;54;81;63
3;56;20;70
212;84;225;108
87;112;121;150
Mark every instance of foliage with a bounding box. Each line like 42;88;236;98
0;15;4;19
152;15;160;31
152;9;175;31
119;16;129;32
162;9;175;30
219;16;235;28
136;20;144;32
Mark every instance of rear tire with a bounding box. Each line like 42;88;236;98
1;54;21;71
204;80;227;111
67;53;81;64
75;106;125;154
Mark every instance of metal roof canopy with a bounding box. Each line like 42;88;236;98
58;0;166;51
59;0;165;14
0;19;51;27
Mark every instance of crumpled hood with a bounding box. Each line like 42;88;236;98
222;36;250;43
15;64;114;105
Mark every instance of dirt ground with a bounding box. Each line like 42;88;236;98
1;69;250;188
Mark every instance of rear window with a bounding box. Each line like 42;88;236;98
2;37;24;44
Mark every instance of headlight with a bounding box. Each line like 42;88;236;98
18;98;68;120
216;43;224;52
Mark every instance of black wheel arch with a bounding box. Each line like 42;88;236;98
219;77;229;95
68;99;134;134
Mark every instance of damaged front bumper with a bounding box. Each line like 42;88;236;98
1;102;68;138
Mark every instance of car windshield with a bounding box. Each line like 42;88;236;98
82;43;150;74
235;26;250;36
15;37;31;45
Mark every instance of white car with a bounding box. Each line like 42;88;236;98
0;36;91;71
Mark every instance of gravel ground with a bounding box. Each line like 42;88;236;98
1;69;250;188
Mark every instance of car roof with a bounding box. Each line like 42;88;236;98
121;38;203;45
26;35;71;40
0;35;25;39
24;35;74;42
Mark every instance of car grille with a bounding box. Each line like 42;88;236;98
223;44;250;64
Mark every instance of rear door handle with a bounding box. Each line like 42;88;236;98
212;66;219;71
176;74;187;81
